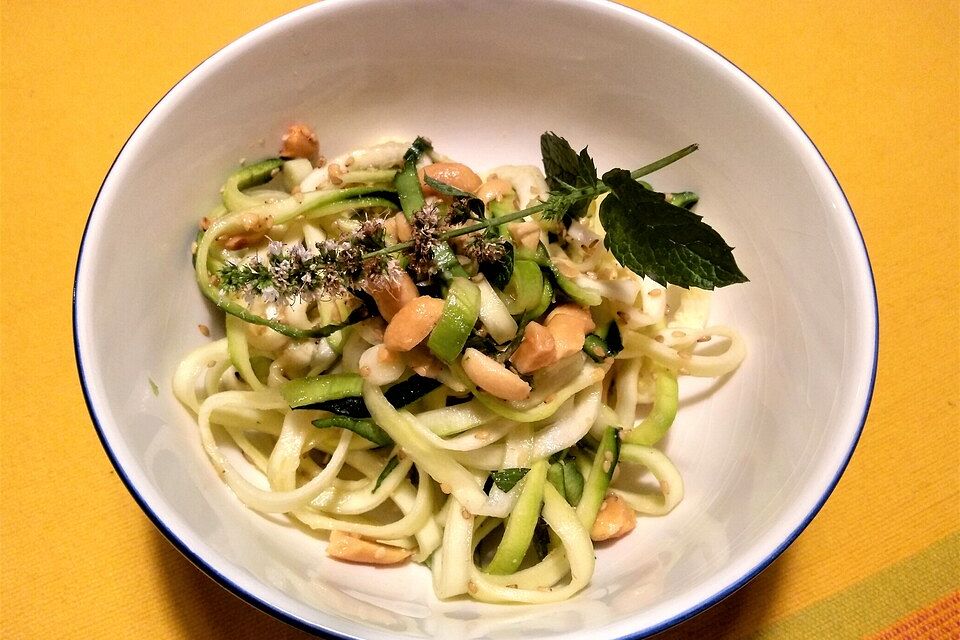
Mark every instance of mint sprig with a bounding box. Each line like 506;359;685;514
599;169;748;289
541;133;747;290
540;132;598;220
216;134;744;306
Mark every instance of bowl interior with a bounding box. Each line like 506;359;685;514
75;1;876;638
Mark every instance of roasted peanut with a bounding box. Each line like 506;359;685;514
546;304;595;333
326;530;411;565
509;321;558;374
419;162;482;196
475;177;517;206
222;232;265;250
402;345;442;379
384;211;413;245
590;493;636;542
365;272;420;321
219;212;274;250
461;348;531;401
383;296;445;352
507;221;541;252
545;304;596;359
279;123;319;160
394;212;413;242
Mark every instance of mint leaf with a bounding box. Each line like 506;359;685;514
540;132;598;219
373;456;399;492
424;175;475;199
599;169;748;289
491;467;529;492
576;147;598;187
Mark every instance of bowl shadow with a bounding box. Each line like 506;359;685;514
152;523;787;639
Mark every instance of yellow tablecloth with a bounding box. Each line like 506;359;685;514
2;1;957;637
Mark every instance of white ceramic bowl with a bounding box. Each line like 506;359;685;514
74;1;877;638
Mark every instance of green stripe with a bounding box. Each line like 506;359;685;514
749;532;960;640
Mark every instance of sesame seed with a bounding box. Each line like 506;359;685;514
467;581;478;594
671;330;685;338
698;335;712;343
648;289;662;298
198;324;210;337
440;483;451;494
461;508;471;520
507;583;518;589
343;155;355;167
655;335;665;343
206;360;216;368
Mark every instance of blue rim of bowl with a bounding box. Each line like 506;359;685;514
72;2;878;639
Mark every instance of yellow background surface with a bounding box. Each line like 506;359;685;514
2;1;957;638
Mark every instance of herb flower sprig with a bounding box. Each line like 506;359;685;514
218;219;403;304
215;135;743;306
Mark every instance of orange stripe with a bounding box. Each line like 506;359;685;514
864;591;960;640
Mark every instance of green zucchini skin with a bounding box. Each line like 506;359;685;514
504;259;543;315
485;460;549;575
548;457;585;506
394;137;468;280
623;366;678;446
291;374;442;417
576;426;621;529
428;277;481;363
222;158;283;211
311;416;394;447
280;373;364;408
582;322;622;362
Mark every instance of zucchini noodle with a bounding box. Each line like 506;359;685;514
174;130;746;603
